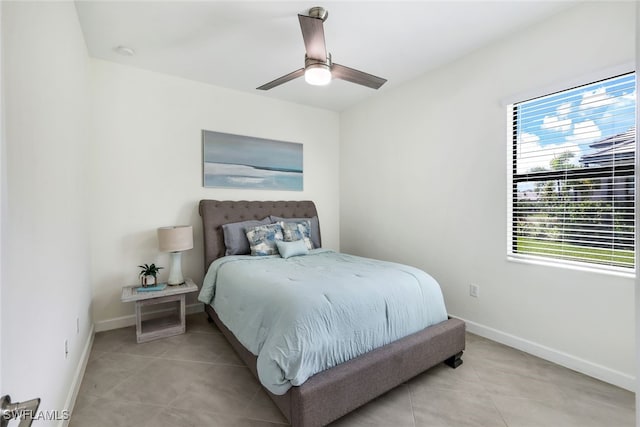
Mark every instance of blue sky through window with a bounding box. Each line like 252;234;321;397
515;73;636;175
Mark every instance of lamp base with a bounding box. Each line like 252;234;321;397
167;251;185;286
167;281;185;286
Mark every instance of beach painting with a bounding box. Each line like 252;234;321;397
203;130;303;191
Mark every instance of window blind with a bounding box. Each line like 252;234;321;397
509;72;636;271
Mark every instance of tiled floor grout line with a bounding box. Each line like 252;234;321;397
241;387;267;419
159;357;246;367
486;393;511;427
406;383;418;427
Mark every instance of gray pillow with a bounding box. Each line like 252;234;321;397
222;217;271;255
270;216;321;248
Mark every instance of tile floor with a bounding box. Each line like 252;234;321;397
70;314;635;427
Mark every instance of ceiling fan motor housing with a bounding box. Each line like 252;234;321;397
308;7;328;21
305;53;331;69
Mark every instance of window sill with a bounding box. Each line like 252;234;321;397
507;254;636;279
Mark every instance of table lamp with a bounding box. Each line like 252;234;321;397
158;225;193;285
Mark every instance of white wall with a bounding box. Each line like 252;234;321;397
89;60;340;327
341;2;635;388
1;1;92;421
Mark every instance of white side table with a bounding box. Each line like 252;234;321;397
121;278;198;343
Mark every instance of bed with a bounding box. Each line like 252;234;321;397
198;200;465;426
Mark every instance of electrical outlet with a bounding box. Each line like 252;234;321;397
469;284;480;298
64;339;69;359
76;317;80;335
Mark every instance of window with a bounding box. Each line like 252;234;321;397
509;72;636;272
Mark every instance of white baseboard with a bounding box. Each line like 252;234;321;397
94;303;204;333
60;324;95;427
453;315;635;392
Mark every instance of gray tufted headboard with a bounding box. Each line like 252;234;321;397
198;200;320;270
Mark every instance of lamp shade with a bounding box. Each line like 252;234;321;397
158;225;193;252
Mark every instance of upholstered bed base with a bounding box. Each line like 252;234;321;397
206;304;464;427
199;200;465;427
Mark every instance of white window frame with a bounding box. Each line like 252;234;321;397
506;67;636;277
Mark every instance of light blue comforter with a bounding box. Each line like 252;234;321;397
198;249;448;395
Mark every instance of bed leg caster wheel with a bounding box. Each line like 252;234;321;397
444;351;463;368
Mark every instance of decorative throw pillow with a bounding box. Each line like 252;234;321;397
222;217;271;255
270;216;321;248
276;240;309;259
245;223;283;256
270;215;322;248
278;220;313;250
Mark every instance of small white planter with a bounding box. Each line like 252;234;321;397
142;275;156;287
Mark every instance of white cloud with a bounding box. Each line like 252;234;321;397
593;89;635;128
579;87;614;110
556;102;572;116
517;132;582;174
540;101;573;133
519;132;539;145
615;89;636;110
566;120;602;143
622;90;636;102
541;115;572;132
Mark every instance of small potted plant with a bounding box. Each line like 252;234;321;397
138;263;163;287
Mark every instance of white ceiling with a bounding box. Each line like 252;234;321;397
75;1;579;112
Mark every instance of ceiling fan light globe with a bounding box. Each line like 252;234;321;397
304;65;331;86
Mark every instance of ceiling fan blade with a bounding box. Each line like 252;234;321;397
298;14;327;61
331;63;387;89
256;68;305;90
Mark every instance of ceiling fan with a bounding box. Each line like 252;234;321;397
257;6;387;91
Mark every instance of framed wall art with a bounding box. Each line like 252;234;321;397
202;130;303;191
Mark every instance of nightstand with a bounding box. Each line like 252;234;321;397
121;278;198;343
